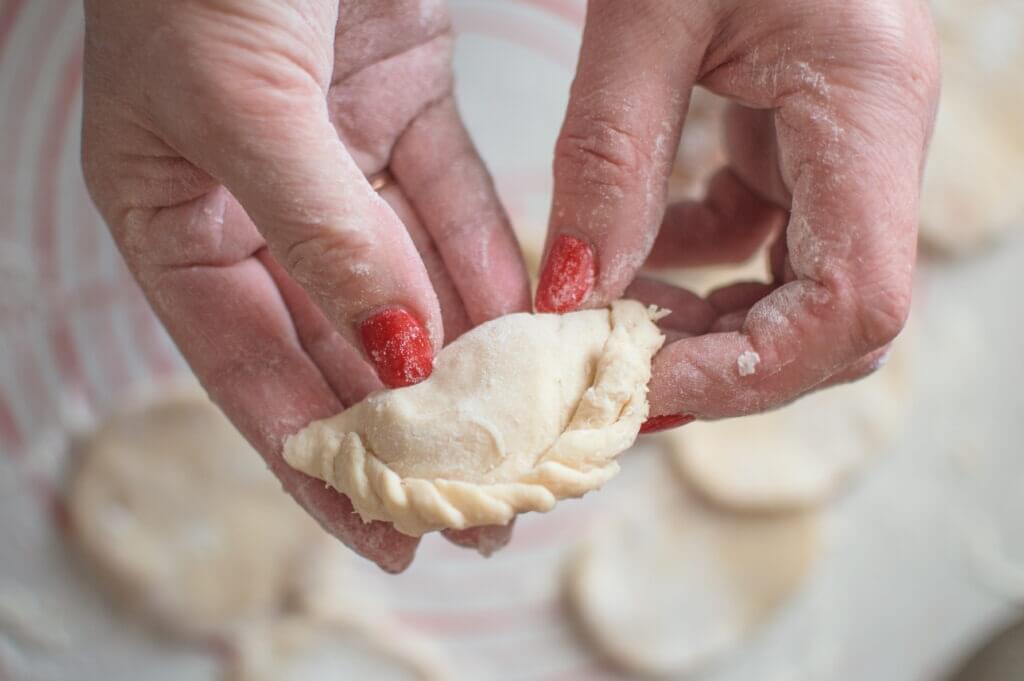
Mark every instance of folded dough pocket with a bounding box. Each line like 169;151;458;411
283;300;666;536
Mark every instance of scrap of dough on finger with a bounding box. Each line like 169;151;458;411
66;384;325;638
667;339;910;512
284;300;665;537
226;615;451;681
565;451;818;677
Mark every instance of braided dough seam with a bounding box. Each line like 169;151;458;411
284;301;665;536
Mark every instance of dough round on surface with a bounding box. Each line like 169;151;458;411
566;452;818;677
284;300;665;536
226;616;450;681
921;0;1024;255
668;340;909;512
67;385;324;638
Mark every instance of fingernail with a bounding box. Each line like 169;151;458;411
535;234;596;313
360;308;433;388
639;413;695;434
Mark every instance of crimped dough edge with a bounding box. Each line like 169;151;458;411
284;301;665;536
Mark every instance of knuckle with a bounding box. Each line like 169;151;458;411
281;228;377;289
848;1;941;99
145;16;327;136
555;115;651;191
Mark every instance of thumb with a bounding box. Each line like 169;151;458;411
153;54;443;388
537;0;714;312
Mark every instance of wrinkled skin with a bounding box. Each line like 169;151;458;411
82;0;940;571
82;0;527;572
539;0;940;419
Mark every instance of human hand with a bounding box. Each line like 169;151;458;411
82;0;530;571
536;0;939;427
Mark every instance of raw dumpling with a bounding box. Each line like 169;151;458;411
284;300;665;536
565;451;818;677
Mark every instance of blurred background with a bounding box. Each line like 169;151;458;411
1;0;1023;679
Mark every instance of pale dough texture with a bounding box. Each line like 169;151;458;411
67;386;324;638
667;338;910;512
227;616;451;681
284;300;665;536
921;0;1024;255
566;451;818;677
67;385;457;677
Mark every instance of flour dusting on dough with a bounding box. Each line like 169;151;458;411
284;301;665;536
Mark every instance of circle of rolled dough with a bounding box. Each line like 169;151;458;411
920;0;1024;256
666;338;909;512
226;616;451;681
565;452;818;677
66;384;323;638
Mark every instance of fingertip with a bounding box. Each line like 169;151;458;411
441;522;515;557
358;307;435;388
373;540;419;574
535;234;597;313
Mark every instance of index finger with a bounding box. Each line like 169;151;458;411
536;0;713;312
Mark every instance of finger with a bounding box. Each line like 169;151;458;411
260;247;383;407
702;281;780;335
441;520;516;557
123;196;420;572
537;0;716;312
706;282;776;315
378;183;473;341
644;168;786;269
146;55;442;389
623;276;716;336
709;310;747;334
820;345;893;389
264;181;472;402
391;97;531;324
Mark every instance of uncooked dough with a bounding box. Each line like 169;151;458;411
226;616;451;681
565;451;818;677
667;338;910;512
67;385;325;638
284;300;664;537
920;0;1024;255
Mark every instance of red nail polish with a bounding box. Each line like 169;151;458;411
535;234;596;313
360;308;433;388
639;413;695;434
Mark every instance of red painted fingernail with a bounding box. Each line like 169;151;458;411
639;413;695;434
360;308;433;388
535;234;596;313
